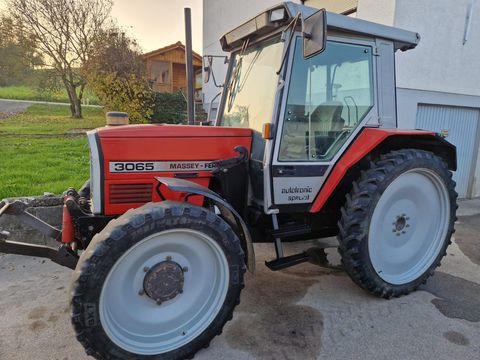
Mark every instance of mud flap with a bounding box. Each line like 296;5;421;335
155;177;255;272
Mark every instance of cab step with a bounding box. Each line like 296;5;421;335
265;252;310;271
265;247;342;271
269;224;312;239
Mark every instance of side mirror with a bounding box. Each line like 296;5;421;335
303;9;327;59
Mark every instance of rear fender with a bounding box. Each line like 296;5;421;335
310;128;457;213
155;176;255;272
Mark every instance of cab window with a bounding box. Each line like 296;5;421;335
278;39;374;161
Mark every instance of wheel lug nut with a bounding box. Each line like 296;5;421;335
166;256;172;261
138;289;145;296
156;300;162;305
402;231;406;234
396;233;401;236
406;224;410;227
179;289;183;294
143;266;150;273
182;266;188;272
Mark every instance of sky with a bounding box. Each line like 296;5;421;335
112;0;203;54
0;0;203;54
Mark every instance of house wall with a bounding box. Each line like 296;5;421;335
358;0;480;96
145;47;202;93
147;48;202;66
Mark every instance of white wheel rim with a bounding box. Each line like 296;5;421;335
368;168;450;285
99;229;230;355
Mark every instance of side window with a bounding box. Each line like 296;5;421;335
278;39;374;161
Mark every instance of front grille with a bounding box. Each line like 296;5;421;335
109;183;153;204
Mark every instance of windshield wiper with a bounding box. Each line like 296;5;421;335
227;39;249;109
276;13;301;75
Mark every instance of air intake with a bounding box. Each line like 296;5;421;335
109;183;152;204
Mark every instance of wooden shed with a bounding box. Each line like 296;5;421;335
143;41;203;100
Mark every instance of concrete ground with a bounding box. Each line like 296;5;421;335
0;202;479;360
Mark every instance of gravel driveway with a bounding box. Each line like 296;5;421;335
0;203;479;360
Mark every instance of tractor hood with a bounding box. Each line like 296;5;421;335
95;123;252;138
87;124;252;215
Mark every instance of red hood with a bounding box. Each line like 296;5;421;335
95;124;252;138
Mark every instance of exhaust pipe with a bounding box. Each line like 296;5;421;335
184;7;195;125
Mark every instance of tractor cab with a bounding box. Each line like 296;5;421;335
211;2;420;214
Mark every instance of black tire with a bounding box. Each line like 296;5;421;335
337;149;457;299
71;201;246;360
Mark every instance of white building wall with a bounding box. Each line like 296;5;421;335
356;0;396;26
356;0;480;96
394;0;480;96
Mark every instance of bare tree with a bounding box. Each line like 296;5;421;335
8;0;112;118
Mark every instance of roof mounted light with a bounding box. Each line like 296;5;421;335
269;8;287;22
220;5;290;51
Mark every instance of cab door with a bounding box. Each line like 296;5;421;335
268;36;377;211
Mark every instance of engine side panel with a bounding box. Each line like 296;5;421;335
93;125;252;216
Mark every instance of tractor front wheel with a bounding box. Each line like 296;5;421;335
338;149;457;298
71;201;245;360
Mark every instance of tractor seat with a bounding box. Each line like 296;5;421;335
310;101;345;134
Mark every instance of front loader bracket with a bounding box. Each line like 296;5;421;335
0;239;78;269
0;200;62;241
0;199;78;269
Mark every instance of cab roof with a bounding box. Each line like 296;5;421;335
221;2;420;52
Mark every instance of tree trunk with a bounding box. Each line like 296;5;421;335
65;84;82;118
72;97;82;118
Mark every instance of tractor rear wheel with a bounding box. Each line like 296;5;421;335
71;201;245;360
338;149;457;298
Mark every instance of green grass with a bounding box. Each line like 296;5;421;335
0;85;100;105
0;104;105;199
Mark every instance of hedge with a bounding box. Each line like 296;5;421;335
150;91;207;124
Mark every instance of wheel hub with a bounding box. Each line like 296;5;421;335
392;214;410;235
143;259;185;304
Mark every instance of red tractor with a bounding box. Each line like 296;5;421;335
0;2;457;359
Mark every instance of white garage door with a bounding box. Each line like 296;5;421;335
416;104;480;198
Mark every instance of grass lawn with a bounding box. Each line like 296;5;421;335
0;85;100;105
0;104;105;199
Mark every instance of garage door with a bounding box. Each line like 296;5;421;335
416;104;480;198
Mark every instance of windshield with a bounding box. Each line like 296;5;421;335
221;37;284;132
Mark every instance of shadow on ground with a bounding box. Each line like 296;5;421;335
454;214;480;266
421;271;480;323
225;268;325;360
